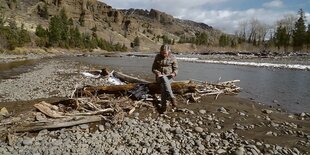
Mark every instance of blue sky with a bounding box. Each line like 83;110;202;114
101;0;310;34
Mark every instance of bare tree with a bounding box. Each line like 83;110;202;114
248;18;262;44
236;20;248;42
256;22;270;44
277;14;297;37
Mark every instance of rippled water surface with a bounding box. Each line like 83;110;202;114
0;60;38;80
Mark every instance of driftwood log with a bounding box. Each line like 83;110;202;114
34;101;65;118
113;71;150;84
16;116;103;132
75;81;197;97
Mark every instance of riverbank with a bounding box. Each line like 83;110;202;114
0;47;111;63
0;56;309;154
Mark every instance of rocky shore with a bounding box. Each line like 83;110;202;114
0;57;309;155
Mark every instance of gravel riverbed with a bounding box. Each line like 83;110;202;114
0;57;309;155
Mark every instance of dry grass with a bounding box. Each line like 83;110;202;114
10;47;47;54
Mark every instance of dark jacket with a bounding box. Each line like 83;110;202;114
152;53;178;77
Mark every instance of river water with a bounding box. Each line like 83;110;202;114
67;55;310;113
0;55;309;113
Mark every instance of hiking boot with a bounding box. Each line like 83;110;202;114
171;97;177;108
159;105;167;114
158;102;167;114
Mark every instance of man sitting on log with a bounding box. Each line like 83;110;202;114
152;44;178;113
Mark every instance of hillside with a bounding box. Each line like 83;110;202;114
0;0;222;52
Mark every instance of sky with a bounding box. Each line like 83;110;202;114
101;0;310;34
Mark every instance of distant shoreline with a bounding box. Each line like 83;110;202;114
1;47;310;71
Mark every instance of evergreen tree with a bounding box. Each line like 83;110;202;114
162;35;172;44
91;25;97;38
19;24;31;46
38;4;49;19
7;21;19;50
69;26;82;48
274;26;290;51
219;34;230;47
35;24;47;38
35;24;49;47
48;9;69;47
306;24;310;49
122;44;127;52
0;21;31;50
59;9;69;44
133;36;140;47
0;13;7;28
292;9;306;51
48;16;62;45
195;32;208;45
230;39;237;48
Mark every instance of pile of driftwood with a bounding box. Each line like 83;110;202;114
1;69;240;133
75;70;240;97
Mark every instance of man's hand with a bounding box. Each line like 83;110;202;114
168;72;176;78
156;72;162;77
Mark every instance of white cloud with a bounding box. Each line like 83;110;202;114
177;8;296;34
263;0;284;8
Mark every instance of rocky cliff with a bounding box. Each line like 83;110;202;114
0;0;222;52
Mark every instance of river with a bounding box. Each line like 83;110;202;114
68;55;310;113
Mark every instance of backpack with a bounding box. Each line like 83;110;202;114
128;84;150;100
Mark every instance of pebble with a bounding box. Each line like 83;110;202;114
293;148;300;154
265;116;271;121
234;147;245;155
194;127;203;133
216;125;222;130
0;148;7;154
134;113;140;117
207;116;213;121
217;149;226;154
142;148;147;154
250;148;259;155
22;137;33;146
239;112;246;116
112;150;119;155
262;109;273;114
161;124;171;132
218;107;229;114
105;122;112;128
98;125;105;132
300;112;306;117
35;113;46;121
288;115;295;119
174;127;182;134
79;124;89;130
199;109;206;114
223;140;229;146
0;107;9;116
